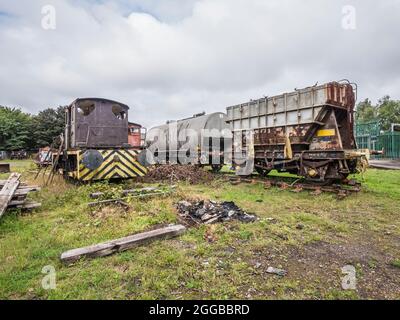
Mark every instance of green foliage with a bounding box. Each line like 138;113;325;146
32;106;65;147
355;98;376;123
0;106;33;150
391;259;400;269
377;96;400;131
0;105;64;151
356;96;400;131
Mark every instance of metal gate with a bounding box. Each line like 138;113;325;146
355;122;400;159
376;132;400;158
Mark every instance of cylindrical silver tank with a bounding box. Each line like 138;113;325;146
147;112;230;150
145;112;232;167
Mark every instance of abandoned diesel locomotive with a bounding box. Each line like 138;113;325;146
228;80;368;182
53;98;147;181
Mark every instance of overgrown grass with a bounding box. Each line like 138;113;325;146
0;161;399;299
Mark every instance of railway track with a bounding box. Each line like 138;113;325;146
213;171;361;199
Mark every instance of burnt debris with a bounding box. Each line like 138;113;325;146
176;199;257;225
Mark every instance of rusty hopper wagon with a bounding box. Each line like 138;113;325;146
227;80;367;183
53;98;147;181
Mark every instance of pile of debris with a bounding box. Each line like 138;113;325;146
144;165;214;184
0;173;41;219
176;199;257;225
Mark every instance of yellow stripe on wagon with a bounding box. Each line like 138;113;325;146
317;129;336;137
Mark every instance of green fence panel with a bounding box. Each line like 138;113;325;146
355;121;380;137
355;122;400;159
376;132;400;159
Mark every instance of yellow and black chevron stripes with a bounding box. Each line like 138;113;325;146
73;149;147;181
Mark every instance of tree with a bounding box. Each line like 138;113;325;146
355;98;377;123
376;96;400;131
0;106;34;151
32;106;65;147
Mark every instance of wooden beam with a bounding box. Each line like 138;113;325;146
8;200;26;206
87;199;126;207
15;202;41;210
8;200;41;208
89;186;176;199
0;173;21;219
0;180;28;187
13;187;41;196
60;224;186;264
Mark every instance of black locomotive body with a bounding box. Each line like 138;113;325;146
54;98;147;181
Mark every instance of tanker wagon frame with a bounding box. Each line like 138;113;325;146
227;80;369;183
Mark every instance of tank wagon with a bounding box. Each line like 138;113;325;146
227;80;367;182
145;112;232;172
53;98;147;181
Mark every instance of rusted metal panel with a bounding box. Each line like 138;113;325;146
66;98;130;149
226;81;356;130
35;147;52;167
229;81;363;182
128;122;145;149
309;110;343;151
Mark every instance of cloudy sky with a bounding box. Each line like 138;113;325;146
0;0;399;127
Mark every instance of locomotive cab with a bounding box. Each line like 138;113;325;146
65;98;130;150
55;98;147;181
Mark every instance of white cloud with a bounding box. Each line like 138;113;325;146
0;0;399;127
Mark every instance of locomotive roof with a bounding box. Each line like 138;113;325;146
70;98;130;110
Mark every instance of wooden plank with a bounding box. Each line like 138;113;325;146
88;190;174;207
123;186;177;196
89;186;176;199
60;224;186;264
13;187;41;196
7;200;41;209
0;173;21;219
12;194;27;201
16;202;41;210
87;198;126;207
0;180;28;187
90;187;159;199
122;187;160;195
8;200;26;206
